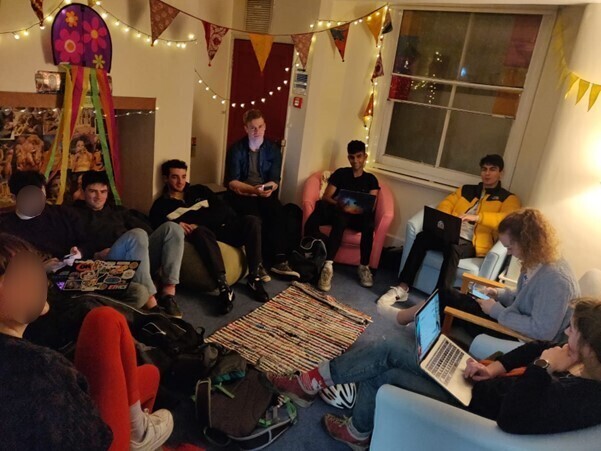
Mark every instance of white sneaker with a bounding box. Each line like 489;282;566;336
318;262;334;292
377;285;408;306
358;265;373;288
130;409;174;451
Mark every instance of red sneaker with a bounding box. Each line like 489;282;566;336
267;374;317;407
323;414;370;451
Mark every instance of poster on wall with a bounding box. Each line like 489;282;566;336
0;106;107;207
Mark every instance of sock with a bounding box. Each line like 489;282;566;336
348;417;371;440
129;401;146;442
324;260;333;266
162;284;176;296
299;367;327;394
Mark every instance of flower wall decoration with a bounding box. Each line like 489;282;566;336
52;4;112;72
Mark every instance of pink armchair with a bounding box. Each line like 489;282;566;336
302;171;394;269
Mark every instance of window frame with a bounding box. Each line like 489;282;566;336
370;5;556;188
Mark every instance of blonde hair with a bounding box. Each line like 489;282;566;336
572;297;601;379
498;208;559;270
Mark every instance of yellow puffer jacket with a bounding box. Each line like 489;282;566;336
437;183;521;257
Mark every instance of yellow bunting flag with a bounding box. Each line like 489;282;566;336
249;33;274;72
366;7;386;45
565;73;579;97
588;84;601;111
363;93;374;125
576;79;590;104
149;0;180;45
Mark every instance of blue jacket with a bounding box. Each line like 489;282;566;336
225;137;282;185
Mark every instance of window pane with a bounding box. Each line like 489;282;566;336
459;14;541;87
440;111;512;175
394;11;469;80
385;103;447;165
453;87;520;117
389;75;452;106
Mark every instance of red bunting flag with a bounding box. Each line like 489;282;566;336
329;23;350;62
30;0;44;26
372;52;384;80
149;0;180;45
291;33;313;69
202;20;229;66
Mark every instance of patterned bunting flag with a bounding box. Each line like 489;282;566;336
291;33;313;69
372;52;384;79
366;7;386;45
382;9;393;35
329;23;350;62
202;20;229;66
149;0;180;45
249;33;274;72
30;0;44;26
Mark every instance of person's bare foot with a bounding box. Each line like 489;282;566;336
396;302;424;325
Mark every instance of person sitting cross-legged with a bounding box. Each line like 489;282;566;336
304;140;380;291
270;297;601;450
149;159;270;314
70;171;185;317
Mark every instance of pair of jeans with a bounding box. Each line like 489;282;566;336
106;222;184;298
304;201;375;266
187;215;262;279
325;331;456;433
75;307;160;450
399;230;476;290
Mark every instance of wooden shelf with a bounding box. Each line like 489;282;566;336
0;91;155;110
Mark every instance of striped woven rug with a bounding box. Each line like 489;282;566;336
206;282;372;374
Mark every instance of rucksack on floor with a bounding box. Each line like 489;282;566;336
195;367;297;449
289;237;327;282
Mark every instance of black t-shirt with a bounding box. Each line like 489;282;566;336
328;167;380;197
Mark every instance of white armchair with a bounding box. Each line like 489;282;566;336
400;207;508;293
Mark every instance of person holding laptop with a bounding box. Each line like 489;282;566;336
270;297;601;449
378;154;520;313
304;140;380;291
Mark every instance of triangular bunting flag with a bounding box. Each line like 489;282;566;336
30;0;44;26
576;79;590;104
149;0;180;45
372;52;384;79
565;72;579;97
249;33;274;72
329;23;350;62
382;9;393;34
202;20;229;66
366;7;386;44
588;84;601;111
291;33;313;69
363;93;374;126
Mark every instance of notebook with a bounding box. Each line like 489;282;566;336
423;206;462;245
51;259;140;293
336;189;376;215
414;290;473;406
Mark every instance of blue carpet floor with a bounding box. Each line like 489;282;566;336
166;263;426;450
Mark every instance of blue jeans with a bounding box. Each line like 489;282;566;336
107;223;184;298
326;330;456;433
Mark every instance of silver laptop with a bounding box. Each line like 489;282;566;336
415;290;473;406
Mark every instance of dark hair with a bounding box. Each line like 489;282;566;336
347;140;366;154
161;159;188;177
72;135;93;153
0;233;38;276
479;154;504;171
243;109;264;125
8;171;46;197
81;171;109;190
572;297;601;372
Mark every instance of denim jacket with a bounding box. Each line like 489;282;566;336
225;136;282;185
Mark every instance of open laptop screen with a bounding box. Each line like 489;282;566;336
415;291;441;362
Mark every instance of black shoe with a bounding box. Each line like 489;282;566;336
157;294;183;318
247;277;270;302
218;285;235;314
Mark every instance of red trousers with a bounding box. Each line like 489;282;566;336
74;307;160;450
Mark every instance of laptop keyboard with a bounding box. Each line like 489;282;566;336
425;339;463;385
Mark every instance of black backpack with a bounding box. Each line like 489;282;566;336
289;237;327;282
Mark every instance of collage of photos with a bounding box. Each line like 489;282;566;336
0;106;107;207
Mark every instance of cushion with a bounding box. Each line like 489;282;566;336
179;240;246;292
319;171;331;199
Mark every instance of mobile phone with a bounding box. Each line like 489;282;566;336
470;287;488;300
262;185;273;191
